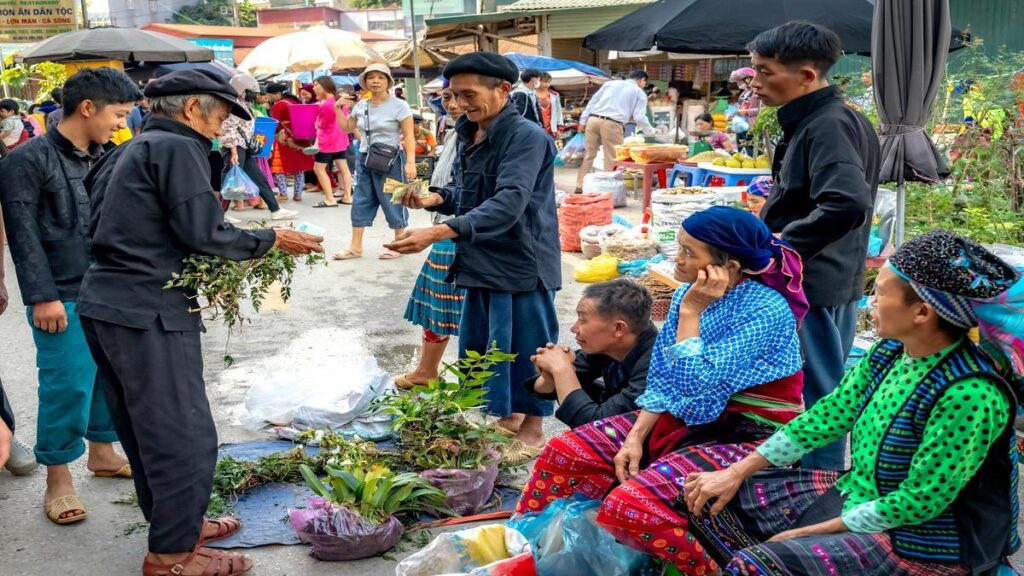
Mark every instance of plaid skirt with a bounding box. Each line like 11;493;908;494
402;239;465;337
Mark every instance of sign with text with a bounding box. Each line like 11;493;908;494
0;0;76;44
189;38;235;67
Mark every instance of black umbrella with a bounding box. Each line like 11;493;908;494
15;27;214;65
584;0;965;55
872;0;951;246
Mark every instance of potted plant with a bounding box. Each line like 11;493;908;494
293;461;449;561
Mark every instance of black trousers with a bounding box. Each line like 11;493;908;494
0;375;14;433
81;316;217;554
221;147;280;212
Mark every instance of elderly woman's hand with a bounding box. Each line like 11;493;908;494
684;468;743;516
272;228;324;256
681;265;731;315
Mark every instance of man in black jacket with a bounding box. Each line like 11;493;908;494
751;22;880;470
510;68;543;126
526;279;656;428
389;53;561;465
78;69;322;575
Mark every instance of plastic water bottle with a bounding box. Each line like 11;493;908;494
294;222;325;237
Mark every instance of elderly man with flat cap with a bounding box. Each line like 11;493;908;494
389;52;561;465
78;69;323;576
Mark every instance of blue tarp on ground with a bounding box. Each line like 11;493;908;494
208;440;522;549
502;53;608;77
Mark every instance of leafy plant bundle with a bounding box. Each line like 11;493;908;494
299;462;450;525
376;345;514;471
164;247;325;329
209;447;325;515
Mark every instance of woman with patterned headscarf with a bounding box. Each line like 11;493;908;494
681;230;1023;575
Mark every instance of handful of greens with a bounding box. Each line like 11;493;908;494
164;247;325;329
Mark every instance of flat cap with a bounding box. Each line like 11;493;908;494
443;52;519;84
145;69;251;120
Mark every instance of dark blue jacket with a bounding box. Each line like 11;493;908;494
432;103;561;293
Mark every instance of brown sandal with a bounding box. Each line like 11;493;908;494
199;517;242;544
142;547;253;576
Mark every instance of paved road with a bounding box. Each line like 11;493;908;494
0;171;596;575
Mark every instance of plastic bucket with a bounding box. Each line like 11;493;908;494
252;117;278;158
290;104;318;140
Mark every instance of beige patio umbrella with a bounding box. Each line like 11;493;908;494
238;25;387;74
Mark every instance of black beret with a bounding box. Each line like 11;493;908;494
265;82;288;94
443;52;519;84
145;69;251;120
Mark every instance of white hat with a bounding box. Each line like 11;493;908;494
358;63;394;89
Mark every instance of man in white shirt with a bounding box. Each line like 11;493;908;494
575;70;656;193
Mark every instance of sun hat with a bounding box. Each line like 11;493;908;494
359;63;395;89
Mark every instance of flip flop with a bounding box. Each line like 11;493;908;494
497;439;543;467
312;201;339;208
332;249;362;260
339;199;353;205
199;517;243;545
93;463;132;478
44;494;87;525
142;547;253;576
379;249;402;260
395;373;429;390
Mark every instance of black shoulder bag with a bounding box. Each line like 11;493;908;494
361;101;399;173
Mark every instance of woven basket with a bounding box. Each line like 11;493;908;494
651;298;672;322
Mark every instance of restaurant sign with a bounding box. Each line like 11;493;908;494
0;0;76;44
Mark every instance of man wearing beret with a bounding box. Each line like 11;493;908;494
78;69;323;576
389;52;561;465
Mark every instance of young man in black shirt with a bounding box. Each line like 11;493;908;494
0;68;141;523
750;22;881;470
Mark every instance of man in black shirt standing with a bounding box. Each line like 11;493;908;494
1;68;141;523
79;69;323;575
750;22;880;470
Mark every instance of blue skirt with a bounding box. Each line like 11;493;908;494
403;239;465;337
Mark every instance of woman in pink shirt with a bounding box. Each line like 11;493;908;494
311;76;352;207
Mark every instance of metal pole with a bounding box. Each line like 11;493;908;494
895;180;906;247
410;0;421;107
80;0;88;28
0;46;9;98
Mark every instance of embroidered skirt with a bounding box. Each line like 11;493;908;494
402;239;465;337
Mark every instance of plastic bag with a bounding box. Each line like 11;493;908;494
583;172;628;208
869;187;897;257
558;193;614;252
507;496;649;576
556;133;585;168
731;115;750;133
619;254;665;278
573;254;619;283
580;224;627;260
396;524;536;576
288;497;403;561
421;460;499;516
220;165;260;201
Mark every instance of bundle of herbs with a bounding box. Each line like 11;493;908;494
164;246;326;330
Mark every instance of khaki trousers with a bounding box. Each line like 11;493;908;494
576;116;624;189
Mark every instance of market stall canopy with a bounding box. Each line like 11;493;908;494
584;0;967;55
238;26;386;75
15;27;214;65
872;0;951;245
273;70;359;86
379;37;456;70
152;60;240;80
424;67;607;90
503;53;608;78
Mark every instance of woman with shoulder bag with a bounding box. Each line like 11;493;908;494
333;64;416;260
220;74;297;221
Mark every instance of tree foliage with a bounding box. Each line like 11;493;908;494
174;0;257;27
0;55;68;102
350;0;401;8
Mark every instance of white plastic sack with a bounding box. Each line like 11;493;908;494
583;172;627;208
593;146;605;171
232;328;394;435
395;524;533;576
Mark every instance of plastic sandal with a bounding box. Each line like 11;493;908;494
44;494;87;525
332;249;362;260
93;463;132;478
142;547;253;576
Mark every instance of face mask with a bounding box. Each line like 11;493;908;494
739;82;748;90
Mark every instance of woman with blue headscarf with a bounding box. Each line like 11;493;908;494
516;206;808;571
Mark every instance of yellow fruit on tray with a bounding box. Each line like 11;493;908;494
726;160;742;168
713;158;727;166
742;160;756;168
756;159;770;168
